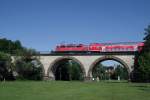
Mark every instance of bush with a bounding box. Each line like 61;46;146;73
0;52;14;81
14;57;43;80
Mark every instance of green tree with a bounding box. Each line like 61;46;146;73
14;57;43;80
55;60;84;81
92;63;105;80
14;48;43;80
0;52;14;81
71;61;84;80
115;65;128;80
134;25;150;82
0;38;24;54
67;60;73;81
0;37;41;81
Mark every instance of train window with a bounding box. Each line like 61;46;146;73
113;48;116;51
67;45;71;47
120;48;123;51
77;45;82;47
124;48;126;51
119;48;122;51
105;49;108;52
107;48;111;51
126;47;129;51
115;48;117;51
60;45;65;48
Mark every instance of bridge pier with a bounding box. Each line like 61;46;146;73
43;76;92;81
84;77;93;82
43;76;55;81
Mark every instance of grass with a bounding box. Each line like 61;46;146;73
0;81;150;100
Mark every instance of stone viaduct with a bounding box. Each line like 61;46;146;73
37;52;136;81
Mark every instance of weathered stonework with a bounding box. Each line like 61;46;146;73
38;54;135;81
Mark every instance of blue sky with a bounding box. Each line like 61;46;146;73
101;60;121;67
0;0;150;51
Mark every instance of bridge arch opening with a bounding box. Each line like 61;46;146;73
88;56;130;81
48;57;86;81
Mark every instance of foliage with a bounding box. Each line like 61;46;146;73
0;52;11;61
0;52;14;81
133;25;150;82
92;63;128;80
69;61;84;80
143;25;150;52
115;65;128;80
0;37;42;81
14;57;43;80
55;60;84;81
0;38;23;54
92;63;105;79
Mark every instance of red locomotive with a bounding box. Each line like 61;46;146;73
55;44;88;52
55;42;144;53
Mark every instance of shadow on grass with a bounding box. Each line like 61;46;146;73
139;88;150;92
131;84;150;92
98;80;128;83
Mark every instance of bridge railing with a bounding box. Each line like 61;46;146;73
2;50;138;56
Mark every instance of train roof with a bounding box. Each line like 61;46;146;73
57;42;143;46
101;42;143;45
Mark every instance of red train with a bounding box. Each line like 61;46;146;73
55;42;144;53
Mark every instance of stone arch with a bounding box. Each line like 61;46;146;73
47;56;86;80
88;55;131;80
32;58;46;79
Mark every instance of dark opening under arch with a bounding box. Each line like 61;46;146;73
48;57;86;81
